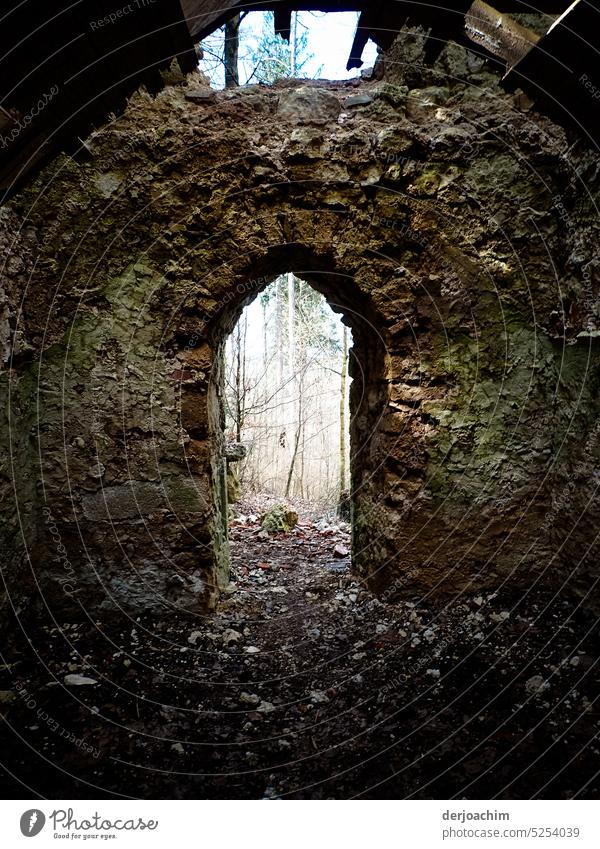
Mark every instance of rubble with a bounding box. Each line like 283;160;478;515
3;540;597;801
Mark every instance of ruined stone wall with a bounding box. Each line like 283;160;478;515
2;44;600;622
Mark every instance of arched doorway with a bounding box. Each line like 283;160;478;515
222;274;352;513
176;251;389;605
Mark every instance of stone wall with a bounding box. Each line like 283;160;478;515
2;44;600;622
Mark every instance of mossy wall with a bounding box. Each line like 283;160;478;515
2;46;600;619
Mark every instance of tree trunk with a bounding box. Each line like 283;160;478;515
285;282;303;499
287;272;296;425
290;12;298;77
275;276;286;484
235;322;242;441
339;326;349;503
262;297;268;373
287;273;295;379
285;381;303;498
299;421;306;499
239;312;247;443
224;15;240;89
275;277;284;390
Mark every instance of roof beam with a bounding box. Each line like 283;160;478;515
503;0;600;141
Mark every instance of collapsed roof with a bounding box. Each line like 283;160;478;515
1;0;598;198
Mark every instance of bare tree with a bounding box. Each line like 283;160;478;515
225;275;349;510
339;325;349;503
224;15;241;88
199;11;321;89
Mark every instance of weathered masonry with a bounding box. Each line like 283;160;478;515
2;46;600;622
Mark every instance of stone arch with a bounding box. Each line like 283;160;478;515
172;238;392;605
3;76;600;624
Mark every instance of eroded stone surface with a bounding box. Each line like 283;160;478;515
1;42;600;621
277;86;341;124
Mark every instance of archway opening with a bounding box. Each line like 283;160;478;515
193;255;389;602
223;273;354;580
225;273;352;510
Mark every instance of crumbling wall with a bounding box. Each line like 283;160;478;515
1;46;600;621
0;207;41;624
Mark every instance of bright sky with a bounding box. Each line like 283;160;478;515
235;275;345;361
200;11;378;87
291;11;378;79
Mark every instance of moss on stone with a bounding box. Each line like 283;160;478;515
260;505;299;534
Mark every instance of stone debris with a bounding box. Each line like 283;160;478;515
184;89;215;104
3;515;598;800
277;86;341;125
490;611;511;623
63;674;98;687
222;629;243;645
310;690;330;704
525;675;550;695
346;93;374;107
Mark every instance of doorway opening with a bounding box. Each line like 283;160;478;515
187;248;389;604
222;273;354;577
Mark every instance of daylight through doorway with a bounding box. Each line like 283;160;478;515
224;274;353;560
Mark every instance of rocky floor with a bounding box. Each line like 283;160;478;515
1;513;600;799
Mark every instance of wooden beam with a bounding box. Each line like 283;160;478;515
503;0;600;141
465;0;540;68
274;7;293;40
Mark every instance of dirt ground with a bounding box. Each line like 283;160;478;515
1;503;599;799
